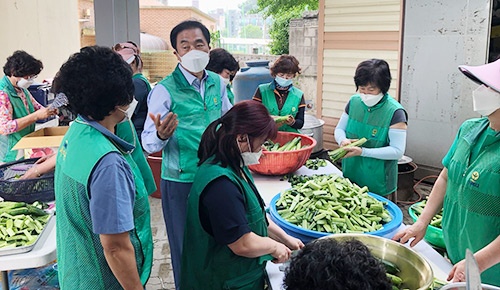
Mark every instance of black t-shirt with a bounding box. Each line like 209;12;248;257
199;176;252;245
344;100;408;125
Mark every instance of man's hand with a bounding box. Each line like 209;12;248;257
149;112;178;140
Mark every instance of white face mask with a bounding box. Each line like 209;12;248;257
472;85;500;116
125;98;138;119
360;93;384;107
117;107;137;154
221;77;230;86
17;78;34;89
180;50;210;73
238;135;263;166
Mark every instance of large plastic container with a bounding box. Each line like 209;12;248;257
248;132;316;176
232;60;274;103
269;192;403;243
146;152;162;199
409;202;446;249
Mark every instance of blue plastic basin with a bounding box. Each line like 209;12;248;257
269;192;403;243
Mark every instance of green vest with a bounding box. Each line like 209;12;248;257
158;66;222;182
227;84;235;105
0;75;36;162
55;118;153;289
180;160;272;290
259;83;302;133
442;118;500;286
133;73;152;91
343;94;404;196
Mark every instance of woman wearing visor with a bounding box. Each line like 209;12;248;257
53;46;155;289
394;59;500;286
0;50;58;162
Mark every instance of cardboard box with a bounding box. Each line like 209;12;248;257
12;126;69;159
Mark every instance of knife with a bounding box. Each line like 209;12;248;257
465;249;481;290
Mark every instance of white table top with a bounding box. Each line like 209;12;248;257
251;161;453;290
0;215;56;271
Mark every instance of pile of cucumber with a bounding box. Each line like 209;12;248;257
276;174;392;233
0;201;50;249
304;158;327;170
263;137;307;152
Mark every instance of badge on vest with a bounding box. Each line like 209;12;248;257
292;107;296;112
468;171;480;188
371;128;378;137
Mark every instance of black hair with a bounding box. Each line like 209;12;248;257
52;46;134;121
354;59;392;95
283;239;392;290
3;50;43;77
198;100;277;172
170;20;211;51
206;48;240;81
270;55;301;77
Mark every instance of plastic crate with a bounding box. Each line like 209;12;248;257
0;158;54;203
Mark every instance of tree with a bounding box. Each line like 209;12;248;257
256;0;318;54
210;30;221;48
240;24;263;39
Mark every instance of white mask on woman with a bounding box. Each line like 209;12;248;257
238;135;263;166
180;50;210;73
221;77;231;86
360;93;384;107
16;78;34;89
472;85;500;116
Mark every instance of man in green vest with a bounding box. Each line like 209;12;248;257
334;59;408;202
394;59;500;286
141;20;232;289
53;46;155;289
252;55;306;133
0;50;58;162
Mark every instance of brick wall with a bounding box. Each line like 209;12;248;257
140;7;216;49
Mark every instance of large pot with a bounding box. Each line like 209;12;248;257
299;114;324;153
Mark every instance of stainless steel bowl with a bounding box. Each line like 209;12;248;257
321;233;434;290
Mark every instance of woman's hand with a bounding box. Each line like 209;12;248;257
340;139;353;147
20;153;57;179
447;260;466;282
34;107;58;121
343;146;363;158
271;242;292;264
281;235;304;251
285;115;295;126
392;220;428;247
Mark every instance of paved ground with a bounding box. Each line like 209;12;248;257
144;181;434;290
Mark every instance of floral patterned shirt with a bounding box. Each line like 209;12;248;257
0;89;43;135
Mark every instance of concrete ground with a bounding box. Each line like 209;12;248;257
144;181;434;290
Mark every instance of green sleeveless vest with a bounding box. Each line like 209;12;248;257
132;73;152;91
55;118;153;289
343;94;404;196
158;67;221;182
0;75;36;162
259;82;302;133
180;160;272;290
442;118;500;286
227;84;235;105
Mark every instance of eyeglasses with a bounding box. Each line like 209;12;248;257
24;75;38;81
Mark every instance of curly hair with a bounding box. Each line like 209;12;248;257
283;239;392;290
3;50;43;77
354;59;392;95
197;100;277;172
170;20;210;51
270;55;301;77
206;48;240;81
52;46;133;121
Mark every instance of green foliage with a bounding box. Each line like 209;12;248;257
240;24;264;38
210;30;221;48
256;0;319;55
268;8;302;54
